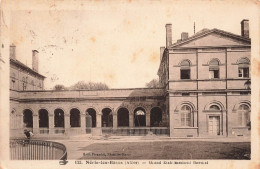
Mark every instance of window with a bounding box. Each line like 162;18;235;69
180;105;193;127
209;59;219;79
180;60;191;79
238;68;249;78
238;104;250;127
22;77;26;91
11;79;15;89
238;58;250;78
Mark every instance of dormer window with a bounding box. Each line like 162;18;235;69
180;60;191;79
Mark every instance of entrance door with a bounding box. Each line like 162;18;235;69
208;116;220;135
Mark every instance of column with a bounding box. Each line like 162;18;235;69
80;112;86;134
113;112;117;129
92;112;102;136
96;113;102;128
129;112;134;127
64;113;70;136
33;114;39;134
49;114;54;134
146;112;150;127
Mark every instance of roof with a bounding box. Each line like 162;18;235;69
170;28;251;48
10;58;46;78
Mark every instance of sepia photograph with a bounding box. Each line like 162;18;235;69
0;0;259;169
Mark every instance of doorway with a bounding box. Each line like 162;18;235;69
208;116;220;135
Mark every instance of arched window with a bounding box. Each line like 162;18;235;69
180;105;193;127
54;109;64;128
102;108;113;127
238;58;250;78
117;108;129;127
209;59;219;79
39;109;49;128
86;108;96;128
134;107;146;127
23;109;33;128
209;105;220;111
180;60;191;79
150;107;162;127
70;108;81;127
238;104;250;127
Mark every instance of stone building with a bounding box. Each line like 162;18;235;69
9;19;251;138
158;19;251;137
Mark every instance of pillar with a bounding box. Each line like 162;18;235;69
64;114;70;136
80;112;86;134
96;113;102;128
33;114;39;134
113;112;117;129
92;112;102;136
146;112;150;127
129;112;134;127
49;114;54;134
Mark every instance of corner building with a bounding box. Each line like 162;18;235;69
10;20;251;138
158;20;251;137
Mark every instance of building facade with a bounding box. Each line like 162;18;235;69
10;20;251;138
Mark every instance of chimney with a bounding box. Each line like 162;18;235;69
160;47;165;60
32;50;39;72
165;24;172;47
241;19;249;38
10;44;16;59
181;32;189;41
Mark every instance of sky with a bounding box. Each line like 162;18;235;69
9;0;257;89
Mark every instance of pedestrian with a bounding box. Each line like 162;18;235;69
24;129;31;139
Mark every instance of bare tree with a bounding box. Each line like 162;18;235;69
145;78;160;88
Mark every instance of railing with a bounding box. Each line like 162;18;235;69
10;139;67;160
39;128;49;134
54;128;65;134
101;127;169;136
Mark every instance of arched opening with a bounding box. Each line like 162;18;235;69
207;104;222;135
39;109;49;128
238;104;250;127
209;105;220;111
86;108;96;128
102;108;113;127
54;109;64;127
117;108;129;127
180;105;193;127
150;107;162;127
23;109;33;128
70;108;81;127
134;107;146;127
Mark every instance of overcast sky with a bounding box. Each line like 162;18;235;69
9;0;256;89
